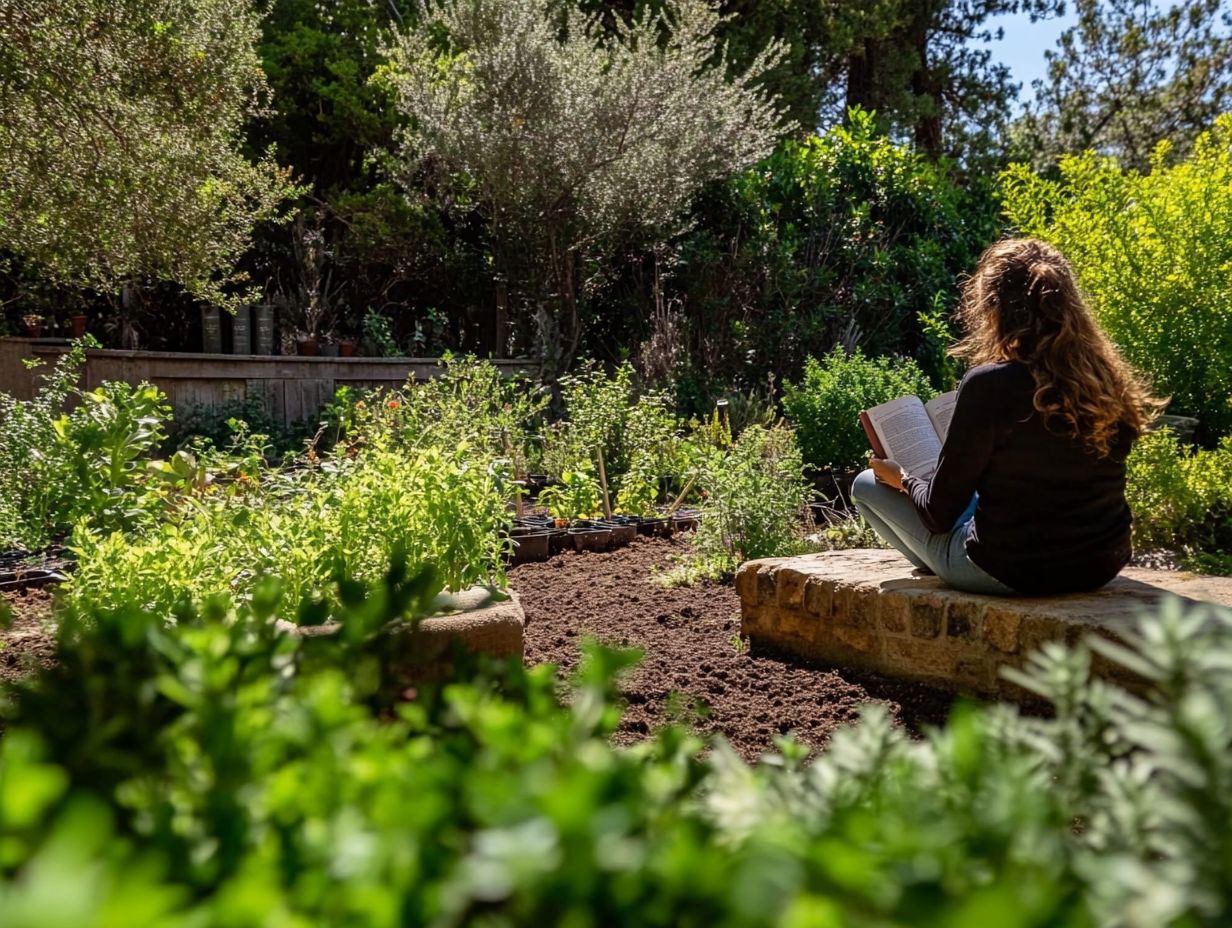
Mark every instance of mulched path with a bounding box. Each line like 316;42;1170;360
512;536;955;761
1;587;57;685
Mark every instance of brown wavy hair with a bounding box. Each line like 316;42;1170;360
953;238;1162;457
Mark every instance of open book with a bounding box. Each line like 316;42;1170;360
859;392;957;480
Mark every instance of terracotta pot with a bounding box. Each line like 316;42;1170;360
338;339;357;357
25;323;42;339
296;336;319;356
70;314;88;338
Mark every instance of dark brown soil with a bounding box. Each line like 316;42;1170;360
1;587;57;684
512;536;956;761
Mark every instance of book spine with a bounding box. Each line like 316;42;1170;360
859;411;888;459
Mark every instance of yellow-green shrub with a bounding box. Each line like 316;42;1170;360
1002;116;1232;436
1126;428;1232;558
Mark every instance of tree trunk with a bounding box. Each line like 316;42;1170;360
844;38;878;117
907;6;943;159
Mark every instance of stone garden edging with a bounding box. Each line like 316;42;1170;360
275;586;524;685
737;550;1232;700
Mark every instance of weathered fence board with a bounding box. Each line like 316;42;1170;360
0;338;528;427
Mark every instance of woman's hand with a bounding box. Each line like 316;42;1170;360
870;457;907;492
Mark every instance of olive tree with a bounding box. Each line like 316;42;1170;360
383;0;788;376
0;0;295;308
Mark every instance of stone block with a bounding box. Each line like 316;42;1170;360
276;589;525;695
734;562;759;604
909;594;945;639
982;607;1021;653
777;568;808;609
830;622;879;654
882;636;954;682
756;568;777;607
802;577;834;618
878;595;909;634
946;600;983;640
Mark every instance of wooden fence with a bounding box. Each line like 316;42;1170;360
0;338;529;427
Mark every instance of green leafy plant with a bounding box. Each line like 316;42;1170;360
782;347;937;472
352;355;547;473
536;466;603;524
543;361;680;504
68;439;512;619
362;310;401;357
1126;426;1232;567
0;340;171;547
664;418;812;582
671;110;998;397
5;557;1232;925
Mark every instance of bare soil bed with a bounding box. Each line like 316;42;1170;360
1;587;56;684
512;536;955;761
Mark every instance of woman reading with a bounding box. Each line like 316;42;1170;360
851;238;1161;596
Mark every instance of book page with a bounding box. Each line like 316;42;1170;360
924;391;958;442
866;395;943;478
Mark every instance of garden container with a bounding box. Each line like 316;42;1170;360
600;518;637;547
635;516;671;537
253;304;276;354
338;339;357;357
201;306;222;353
510;531;552;564
547;528;570;555
569;525;612;552
70;313;88;338
231;305;252;354
811;466;860;505
296;336;319;356
671;509;700;533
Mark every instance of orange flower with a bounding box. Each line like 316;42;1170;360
355;400;366;409
387;400;401;410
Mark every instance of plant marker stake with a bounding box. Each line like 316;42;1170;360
668;474;697;515
596;447;613;520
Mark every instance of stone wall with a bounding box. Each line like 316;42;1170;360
737;550;1232;699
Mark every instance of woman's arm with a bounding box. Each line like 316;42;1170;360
902;368;999;532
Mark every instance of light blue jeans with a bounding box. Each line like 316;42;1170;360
850;469;1017;596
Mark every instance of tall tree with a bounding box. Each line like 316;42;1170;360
833;0;1064;164
0;0;294;309
384;0;788;377
1018;0;1232;169
254;0;414;195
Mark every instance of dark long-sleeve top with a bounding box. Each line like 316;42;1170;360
902;362;1135;595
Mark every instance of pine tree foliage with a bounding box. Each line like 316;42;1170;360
1019;0;1232;170
0;0;296;306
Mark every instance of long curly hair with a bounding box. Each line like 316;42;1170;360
953;239;1162;457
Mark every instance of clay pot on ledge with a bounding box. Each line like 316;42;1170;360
69;313;88;338
338;338;357;357
295;335;319;356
